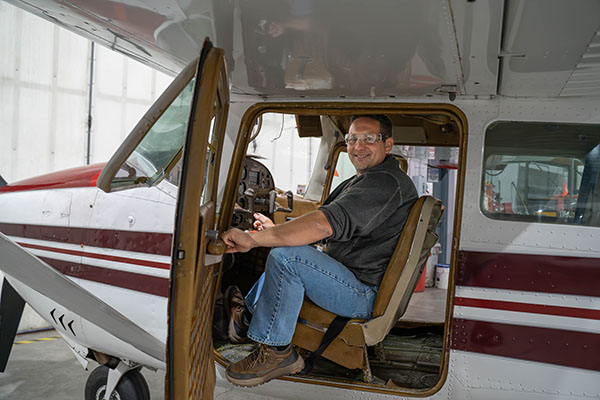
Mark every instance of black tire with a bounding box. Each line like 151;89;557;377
84;365;150;400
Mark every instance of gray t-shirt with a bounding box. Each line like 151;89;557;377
319;155;418;286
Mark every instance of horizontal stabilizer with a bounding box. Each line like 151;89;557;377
0;278;25;372
0;175;6;187
0;233;165;363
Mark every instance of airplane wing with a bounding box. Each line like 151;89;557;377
0;232;165;363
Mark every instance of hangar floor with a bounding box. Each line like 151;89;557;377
0;288;446;399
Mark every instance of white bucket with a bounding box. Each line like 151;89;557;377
435;264;450;289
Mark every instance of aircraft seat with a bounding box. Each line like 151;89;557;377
291;196;443;380
393;154;408;173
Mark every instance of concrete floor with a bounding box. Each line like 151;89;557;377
0;330;163;400
1;288;447;399
401;287;448;323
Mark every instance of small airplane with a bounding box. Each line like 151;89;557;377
1;1;600;399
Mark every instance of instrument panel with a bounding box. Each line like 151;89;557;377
233;156;275;230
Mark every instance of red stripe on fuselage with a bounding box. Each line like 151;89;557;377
40;256;169;298
0;163;106;193
19;242;170;270
451;318;600;372
0;223;172;256
455;297;600;320
457;250;600;297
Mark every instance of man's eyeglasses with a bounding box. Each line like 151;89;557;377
344;133;386;145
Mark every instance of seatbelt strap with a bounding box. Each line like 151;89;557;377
300;315;350;374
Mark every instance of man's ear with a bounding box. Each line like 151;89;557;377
384;136;394;153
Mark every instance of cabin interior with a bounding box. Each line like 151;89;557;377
212;108;462;392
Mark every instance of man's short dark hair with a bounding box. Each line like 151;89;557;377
350;114;393;138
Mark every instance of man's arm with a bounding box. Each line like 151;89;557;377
221;210;332;253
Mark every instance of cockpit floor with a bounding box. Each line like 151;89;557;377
215;326;443;390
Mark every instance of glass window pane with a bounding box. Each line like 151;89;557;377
482;122;600;226
248;113;321;195
111;78;195;189
330;151;355;194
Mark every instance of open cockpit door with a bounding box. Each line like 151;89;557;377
165;41;229;400
98;39;229;399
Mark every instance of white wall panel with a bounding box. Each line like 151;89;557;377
0;82;15;175
95;45;125;97
0;3;173;184
19;11;54;86
17;87;51;175
56;29;89;91
0;3;18;79
54;93;88;169
91;97;124;163
126;58;153;100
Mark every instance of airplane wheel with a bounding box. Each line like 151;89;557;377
84;365;150;400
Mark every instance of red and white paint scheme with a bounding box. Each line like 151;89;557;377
0;167;176;371
1;1;600;399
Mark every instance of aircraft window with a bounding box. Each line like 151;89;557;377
248;113;321;195
112;78;195;188
329;151;355;194
482;122;600;226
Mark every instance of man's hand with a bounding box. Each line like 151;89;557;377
253;213;275;231
223;211;332;251
221;228;259;253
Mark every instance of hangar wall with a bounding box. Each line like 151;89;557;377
0;2;173;184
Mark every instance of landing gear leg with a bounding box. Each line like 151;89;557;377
84;361;150;400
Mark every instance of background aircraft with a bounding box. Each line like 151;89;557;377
1;0;599;399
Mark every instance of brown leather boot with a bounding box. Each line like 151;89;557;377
224;285;249;343
226;344;305;387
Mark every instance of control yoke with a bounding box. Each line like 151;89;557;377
269;190;293;214
240;188;293;216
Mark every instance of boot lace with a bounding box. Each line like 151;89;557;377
249;344;270;368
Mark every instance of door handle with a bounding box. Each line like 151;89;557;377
205;230;226;256
207;239;226;255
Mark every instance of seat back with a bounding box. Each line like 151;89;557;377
361;196;443;346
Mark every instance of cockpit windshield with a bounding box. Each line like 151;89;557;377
110;78;195;189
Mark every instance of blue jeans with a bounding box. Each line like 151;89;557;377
244;245;378;346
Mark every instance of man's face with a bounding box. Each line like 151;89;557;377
347;117;394;175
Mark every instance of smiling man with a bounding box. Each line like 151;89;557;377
221;114;418;387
